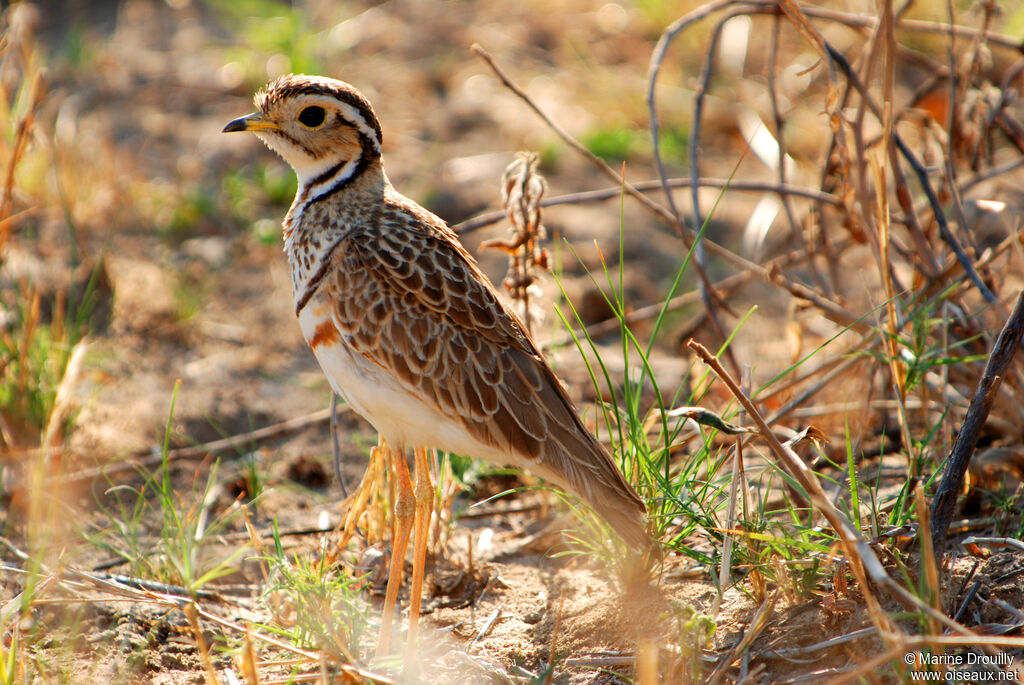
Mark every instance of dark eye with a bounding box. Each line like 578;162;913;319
297;105;326;128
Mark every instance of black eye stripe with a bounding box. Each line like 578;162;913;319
298;105;326;128
260;78;383;148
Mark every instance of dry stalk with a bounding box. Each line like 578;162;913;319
913;483;941;637
714;366;751;615
482;152;549;334
543;590;567;685
185;601;222;685
930;291;1024;555
241;623;260;685
242;507;270;586
0;67;45;260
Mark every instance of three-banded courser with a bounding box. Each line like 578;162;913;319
224;74;649;660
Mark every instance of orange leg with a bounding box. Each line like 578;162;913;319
376;440;414;660
336;444;383;551
405;446;433;663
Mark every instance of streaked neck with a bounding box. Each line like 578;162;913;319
283;160;386;313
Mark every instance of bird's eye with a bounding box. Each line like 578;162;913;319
297;105;326;128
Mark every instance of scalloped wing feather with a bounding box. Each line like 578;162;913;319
318;196;649;548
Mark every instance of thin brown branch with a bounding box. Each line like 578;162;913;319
764;344;875;427
930;291;1024;556
766;263;870;334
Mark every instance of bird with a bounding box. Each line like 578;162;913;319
223;73;649;660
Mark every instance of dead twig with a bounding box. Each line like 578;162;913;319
761;627;876;660
471;608;503;645
930;291;1024;555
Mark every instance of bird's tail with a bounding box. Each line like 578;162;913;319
537;419;652;551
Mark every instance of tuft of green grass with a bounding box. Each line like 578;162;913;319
91;382;248;593
0;265;102;441
261;527;369;661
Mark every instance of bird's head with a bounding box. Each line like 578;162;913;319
223;74;383;189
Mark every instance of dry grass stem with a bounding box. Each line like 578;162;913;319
185;601;222;685
914;483;941;637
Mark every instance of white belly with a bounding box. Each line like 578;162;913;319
297;306;513;461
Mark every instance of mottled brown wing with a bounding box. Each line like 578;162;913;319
325;202;647;546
